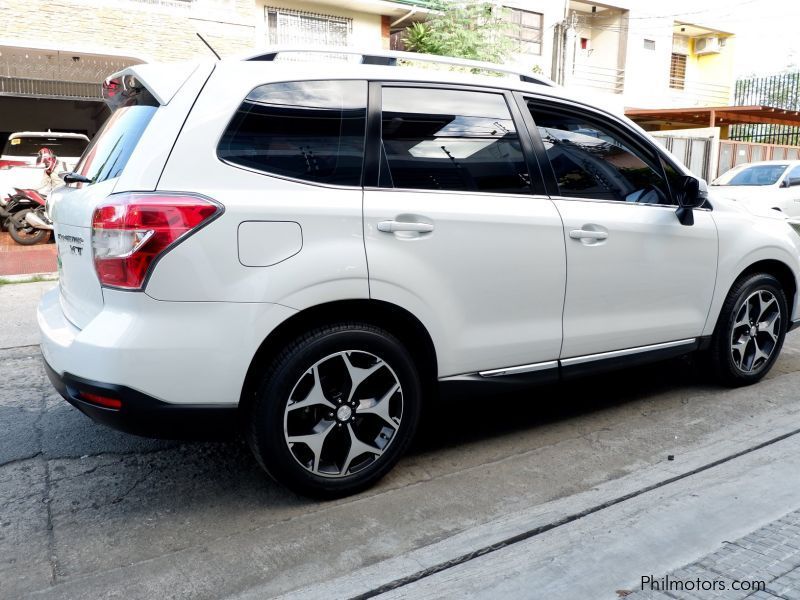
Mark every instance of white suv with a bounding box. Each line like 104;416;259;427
39;49;800;497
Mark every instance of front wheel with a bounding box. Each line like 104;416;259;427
8;210;48;245
708;273;788;386
245;323;422;498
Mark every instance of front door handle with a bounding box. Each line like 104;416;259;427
569;229;608;241
378;220;434;233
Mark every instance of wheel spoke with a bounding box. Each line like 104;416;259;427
357;383;401;429
733;300;751;329
342;352;385;403
287;365;337;412
731;335;749;369
340;423;383;475
751;338;771;368
756;293;777;322
287;420;335;472
759;311;781;343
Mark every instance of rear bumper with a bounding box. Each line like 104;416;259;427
44;358;237;439
38;284;298;436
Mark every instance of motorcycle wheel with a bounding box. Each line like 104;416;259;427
8;211;48;246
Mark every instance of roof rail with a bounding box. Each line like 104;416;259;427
242;47;557;87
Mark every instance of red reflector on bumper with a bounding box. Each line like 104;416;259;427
79;391;122;410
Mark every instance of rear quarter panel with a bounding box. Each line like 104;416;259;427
150;63;369;307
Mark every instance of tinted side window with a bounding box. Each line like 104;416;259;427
529;103;671;204
218;80;366;186
380;87;531;194
788;165;800;180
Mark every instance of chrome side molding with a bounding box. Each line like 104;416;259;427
559;338;697;367
479;360;559;378
471;338;697;379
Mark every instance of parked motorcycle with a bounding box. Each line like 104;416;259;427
0;189;38;232
6;188;52;245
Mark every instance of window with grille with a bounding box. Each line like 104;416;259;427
265;7;352;47
670;53;687;90
505;7;543;56
643;39;655;51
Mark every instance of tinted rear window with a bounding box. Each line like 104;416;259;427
74;103;157;184
3;136;88;158
218;80;367;186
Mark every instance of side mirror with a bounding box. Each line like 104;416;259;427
675;176;704;226
784;177;800;188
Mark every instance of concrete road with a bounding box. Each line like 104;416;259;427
3;281;800;599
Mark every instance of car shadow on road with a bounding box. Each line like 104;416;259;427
411;355;715;454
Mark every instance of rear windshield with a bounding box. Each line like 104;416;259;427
3;136;88;158
75;98;157;184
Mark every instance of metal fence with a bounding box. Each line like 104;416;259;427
0;77;101;101
732;71;800;146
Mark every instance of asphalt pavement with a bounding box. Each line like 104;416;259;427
2;280;800;599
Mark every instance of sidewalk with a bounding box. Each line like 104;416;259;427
628;510;800;599
0;230;56;276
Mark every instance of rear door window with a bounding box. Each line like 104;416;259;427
218;80;367;186
379;86;531;194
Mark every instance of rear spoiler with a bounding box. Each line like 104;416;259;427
102;62;202;108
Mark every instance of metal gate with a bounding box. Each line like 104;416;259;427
653;135;713;181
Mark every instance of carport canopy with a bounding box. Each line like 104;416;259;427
625;105;800;129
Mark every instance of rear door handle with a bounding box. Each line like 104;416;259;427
378;220;434;233
569;229;608;241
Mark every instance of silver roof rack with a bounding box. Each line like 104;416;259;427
243;46;557;87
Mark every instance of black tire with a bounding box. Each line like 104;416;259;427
708;273;788;387
245;323;422;498
8;210;47;245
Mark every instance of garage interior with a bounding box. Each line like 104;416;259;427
0;45;142;147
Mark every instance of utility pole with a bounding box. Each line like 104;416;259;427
552;10;577;86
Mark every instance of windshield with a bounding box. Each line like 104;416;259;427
712;163;788;186
2;136;88;158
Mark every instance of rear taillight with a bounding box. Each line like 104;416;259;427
91;192;221;290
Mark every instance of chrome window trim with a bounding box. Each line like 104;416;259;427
548;195;712;211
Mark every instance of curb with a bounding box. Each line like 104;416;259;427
0;272;58;284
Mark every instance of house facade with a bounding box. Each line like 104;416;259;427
0;0;433;139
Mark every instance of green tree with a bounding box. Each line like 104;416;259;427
403;1;515;64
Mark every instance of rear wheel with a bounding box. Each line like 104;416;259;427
708;273;787;386
8;210;48;245
245;323;421;498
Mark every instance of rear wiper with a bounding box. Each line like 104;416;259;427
61;172;92;184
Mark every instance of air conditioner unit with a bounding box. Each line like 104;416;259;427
672;35;689;55
695;36;721;55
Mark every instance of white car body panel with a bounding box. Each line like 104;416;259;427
555;199;718;358
36;56;800;409
152;63;368;307
364;190;566;377
38;286;296;404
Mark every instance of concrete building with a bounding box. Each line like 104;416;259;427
0;0;434;140
0;0;737;143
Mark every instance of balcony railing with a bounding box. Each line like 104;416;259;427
571;64;625;94
670;79;731;107
0;77;102;101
